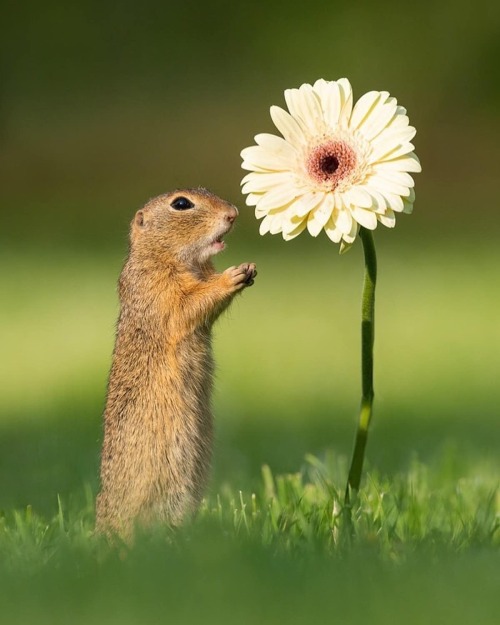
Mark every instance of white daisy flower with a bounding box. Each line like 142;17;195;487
240;78;421;247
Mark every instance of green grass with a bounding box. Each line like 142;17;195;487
0;456;498;625
1;236;499;624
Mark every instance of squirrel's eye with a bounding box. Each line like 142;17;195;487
170;196;194;210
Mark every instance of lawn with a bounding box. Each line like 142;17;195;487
0;230;498;624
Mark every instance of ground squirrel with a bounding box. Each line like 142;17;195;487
95;188;257;536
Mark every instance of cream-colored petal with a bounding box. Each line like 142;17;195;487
369;126;417;162
254;133;297;157
349;90;382;130
343;186;374;209
293;191;324;217
381;192;405;212
241;172;257;185
254;132;297;164
255;204;267;218
284;83;323;135
307;194;335;236
281;211;301;232
241;171;296;194
337;78;353;125
312;78;328;92
375;153;421;173
363;186;387;212
245;192;261;207
259;212;286;236
373;124;417;147
241;160;272;172
269;213;285;235
372;142;416;163
270;105;306;146
240;145;294;171
335;207;353;234
385;113;410;132
324;216;343;243
342;219;359;244
313;79;342;129
332;191;344;210
369;174;411;197
359;100;399;142
256;185;299;211
350;205;378;230
378;208;396;228
259;215;272;235
373;170;415;188
241;180;264;195
282;218;307;241
268;199;295;215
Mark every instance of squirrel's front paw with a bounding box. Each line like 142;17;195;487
223;263;257;291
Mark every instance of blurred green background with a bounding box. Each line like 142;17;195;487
0;1;499;621
1;0;499;511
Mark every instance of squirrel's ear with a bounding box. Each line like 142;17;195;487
135;210;146;228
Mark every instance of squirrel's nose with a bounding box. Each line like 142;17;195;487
225;207;238;224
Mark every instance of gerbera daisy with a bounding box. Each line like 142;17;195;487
241;78;421;247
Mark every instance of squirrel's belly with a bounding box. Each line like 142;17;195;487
98;334;215;528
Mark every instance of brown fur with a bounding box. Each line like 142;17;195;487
95;188;256;537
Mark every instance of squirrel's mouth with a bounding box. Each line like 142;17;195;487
209;225;232;254
211;235;225;252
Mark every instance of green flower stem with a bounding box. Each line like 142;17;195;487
345;227;377;505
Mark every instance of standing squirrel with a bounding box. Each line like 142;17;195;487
95;188;257;536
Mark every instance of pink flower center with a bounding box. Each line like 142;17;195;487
307;140;357;189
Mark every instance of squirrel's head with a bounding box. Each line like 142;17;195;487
130;188;239;265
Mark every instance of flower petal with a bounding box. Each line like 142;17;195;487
254;132;297;157
284;83;323;135
241;171;296;194
269;213;286;234
324;216;342;243
369;174;412;197
307;194;335;236
349;90;383;130
335;207;353;234
378;208;396;228
241;144;295;170
270;105;306;146
358;98;398;142
381;192;405;212
293;191;324;217
245;192;261;206
350;205;378;230
342;219;359;244
256;185;300;211
343;186;374;209
259;215;272;235
313;79;342;129
337;78;353;125
363;186;387;212
375;153;421;173
372;170;415;188
369;127;417;162
283;218;307;241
